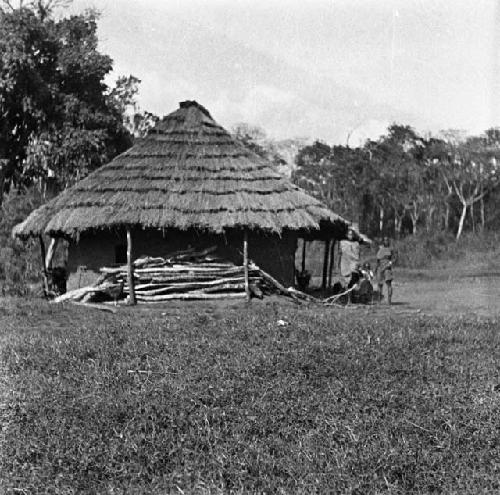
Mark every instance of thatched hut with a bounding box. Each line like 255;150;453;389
13;101;350;300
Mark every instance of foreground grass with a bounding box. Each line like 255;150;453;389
1;299;499;494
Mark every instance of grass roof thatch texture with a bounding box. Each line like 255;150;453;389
13;101;348;238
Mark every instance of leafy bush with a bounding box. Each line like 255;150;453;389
1;301;499;493
0;189;44;296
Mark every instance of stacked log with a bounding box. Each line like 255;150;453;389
94;246;256;302
53;246;313;305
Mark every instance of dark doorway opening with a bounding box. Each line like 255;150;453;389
115;244;127;264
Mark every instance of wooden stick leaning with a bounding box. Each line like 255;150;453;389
52;281;124;303
286;287;322;303
255;265;303;304
323;286;356;305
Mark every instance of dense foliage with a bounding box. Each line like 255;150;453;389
1;301;499;493
0;1;146;199
0;1;162;295
0;188;44;295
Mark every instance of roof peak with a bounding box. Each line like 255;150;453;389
150;100;218;135
178;100;212;118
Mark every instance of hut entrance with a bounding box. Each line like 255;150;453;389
115;245;127;264
295;239;340;294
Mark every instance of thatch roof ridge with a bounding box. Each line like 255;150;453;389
14;100;349;239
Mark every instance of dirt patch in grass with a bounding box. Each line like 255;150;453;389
1;298;500;493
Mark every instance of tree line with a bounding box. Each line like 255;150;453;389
292;125;500;240
2;1;499;244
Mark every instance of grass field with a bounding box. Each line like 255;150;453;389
1;295;500;494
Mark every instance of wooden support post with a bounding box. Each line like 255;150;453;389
337;241;342;271
243;230;250;301
38;235;50;297
126;228;136;305
321;239;330;291
328;240;335;288
301;238;306;273
45;237;57;271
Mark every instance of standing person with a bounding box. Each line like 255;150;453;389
376;236;395;305
339;228;360;302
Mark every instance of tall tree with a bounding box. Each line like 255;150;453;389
109;75;159;138
440;135;500;239
370;125;427;235
293;140;372;228
0;1;132;199
293;140;333;202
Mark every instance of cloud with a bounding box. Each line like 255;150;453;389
139;75;202;116
236;85;298;122
92;0;443;142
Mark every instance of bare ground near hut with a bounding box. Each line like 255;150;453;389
394;253;500;317
308;257;500;317
392;233;500;317
393;272;500;317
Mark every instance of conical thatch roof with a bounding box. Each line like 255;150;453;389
14;101;348;239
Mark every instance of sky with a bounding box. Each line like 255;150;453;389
70;0;500;145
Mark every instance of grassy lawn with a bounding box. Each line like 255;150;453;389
1;298;500;494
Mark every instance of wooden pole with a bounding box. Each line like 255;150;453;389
243;230;250;301
337;241;342;271
321;239;330;291
126;228;136;305
328;240;335;288
38;235;50;297
301;238;306;273
45;237;57;271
